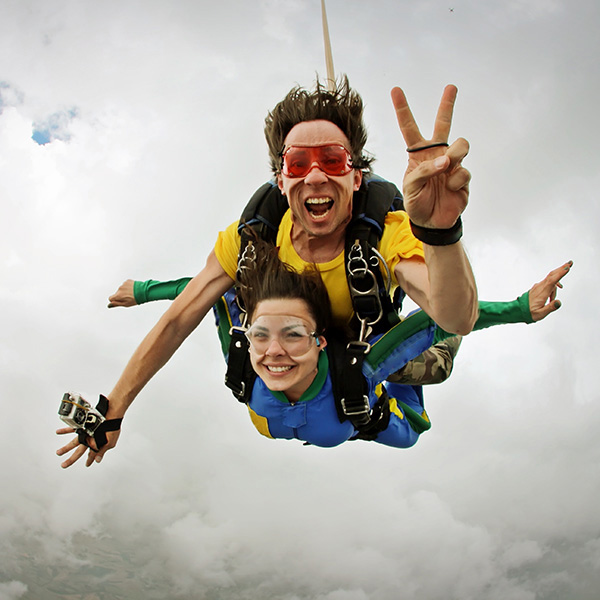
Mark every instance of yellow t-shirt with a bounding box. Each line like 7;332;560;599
214;210;424;326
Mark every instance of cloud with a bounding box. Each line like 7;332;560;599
0;582;28;600
0;82;24;112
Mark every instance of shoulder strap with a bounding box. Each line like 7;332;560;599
221;181;288;403
224;327;257;403
345;176;404;336
238;180;287;250
213;290;258;403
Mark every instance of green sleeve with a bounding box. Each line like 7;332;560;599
133;278;192;305
365;292;533;371
433;292;533;343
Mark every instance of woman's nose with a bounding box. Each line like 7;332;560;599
265;337;286;355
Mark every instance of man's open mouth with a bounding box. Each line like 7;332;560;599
305;197;333;220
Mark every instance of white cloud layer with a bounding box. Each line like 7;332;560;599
1;0;599;598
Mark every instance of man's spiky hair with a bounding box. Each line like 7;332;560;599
264;75;374;175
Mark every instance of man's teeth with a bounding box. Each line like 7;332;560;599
266;365;294;373
306;197;333;205
306;197;333;220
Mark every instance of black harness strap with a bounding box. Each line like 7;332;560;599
326;332;390;437
333;178;404;433
224;183;287;403
346;178;404;335
224;328;257;403
238;182;288;246
330;339;371;429
224;183;290;404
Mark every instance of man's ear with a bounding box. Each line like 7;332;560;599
353;169;363;191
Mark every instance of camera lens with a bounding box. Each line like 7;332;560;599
74;408;86;425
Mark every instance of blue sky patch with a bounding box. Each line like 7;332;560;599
31;107;79;145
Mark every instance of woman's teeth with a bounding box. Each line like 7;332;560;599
266;365;293;373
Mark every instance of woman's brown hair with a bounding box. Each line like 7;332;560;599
237;238;332;336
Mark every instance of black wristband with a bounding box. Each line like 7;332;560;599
410;217;463;246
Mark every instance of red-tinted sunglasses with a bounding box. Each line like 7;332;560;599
280;144;354;178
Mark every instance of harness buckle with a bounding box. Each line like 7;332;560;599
225;375;246;399
340;394;370;417
346;339;371;356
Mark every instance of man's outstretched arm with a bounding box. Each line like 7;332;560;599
56;250;233;468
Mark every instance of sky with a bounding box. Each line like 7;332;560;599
1;0;599;598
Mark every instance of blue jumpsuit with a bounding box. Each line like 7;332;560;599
214;291;534;448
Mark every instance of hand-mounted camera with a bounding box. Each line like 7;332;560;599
58;392;106;437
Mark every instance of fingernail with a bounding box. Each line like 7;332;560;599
555;300;562;309
95;455;102;463
434;156;446;169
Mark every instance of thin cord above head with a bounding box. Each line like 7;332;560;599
321;0;336;92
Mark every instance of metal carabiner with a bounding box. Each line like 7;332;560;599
237;240;257;275
347;241;368;274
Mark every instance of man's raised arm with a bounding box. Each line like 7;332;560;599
392;85;478;334
56;249;233;468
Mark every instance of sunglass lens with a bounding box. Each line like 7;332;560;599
320;146;346;174
285;148;310;177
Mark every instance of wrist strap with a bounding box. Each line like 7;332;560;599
410;217;463;246
77;394;122;451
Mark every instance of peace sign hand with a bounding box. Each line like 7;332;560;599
391;85;470;229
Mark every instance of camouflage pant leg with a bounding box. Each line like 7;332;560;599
386;335;462;385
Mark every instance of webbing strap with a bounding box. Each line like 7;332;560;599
77;395;122;451
238;181;287;246
346;179;403;334
224;328;257;403
338;341;372;429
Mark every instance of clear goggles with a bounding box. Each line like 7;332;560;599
280;144;354;178
245;315;319;356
